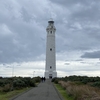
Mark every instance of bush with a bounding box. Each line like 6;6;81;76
30;79;36;87
0;80;4;86
52;77;57;82
22;77;31;87
13;79;26;89
2;84;11;92
92;82;100;88
55;79;58;84
0;87;2;92
52;78;59;84
34;77;41;83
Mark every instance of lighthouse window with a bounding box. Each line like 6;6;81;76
50;48;52;51
50;66;52;69
50;31;52;34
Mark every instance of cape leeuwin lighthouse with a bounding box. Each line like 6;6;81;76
45;19;57;79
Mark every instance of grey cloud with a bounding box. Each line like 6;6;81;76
81;51;100;58
64;63;70;65
0;0;100;64
75;59;83;61
0;17;45;63
55;2;100;51
0;20;46;63
50;0;90;7
57;66;100;72
21;7;33;22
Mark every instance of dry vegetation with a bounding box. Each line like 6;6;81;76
59;81;100;100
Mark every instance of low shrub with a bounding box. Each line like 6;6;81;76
52;77;59;84
51;77;56;82
92;82;100;88
30;79;36;87
22;77;31;87
34;77;41;83
13;79;26;89
0;80;4;86
59;81;100;100
2;84;11;92
0;87;3;92
54;79;58;84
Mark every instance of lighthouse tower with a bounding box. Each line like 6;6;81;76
45;19;57;79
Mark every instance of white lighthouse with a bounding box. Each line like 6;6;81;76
45;19;57;79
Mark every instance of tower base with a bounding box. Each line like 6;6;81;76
45;71;57;79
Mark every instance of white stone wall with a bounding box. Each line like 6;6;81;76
45;20;57;79
45;71;57;79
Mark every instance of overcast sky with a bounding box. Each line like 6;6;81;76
0;0;100;77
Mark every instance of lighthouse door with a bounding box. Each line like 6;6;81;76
49;74;52;79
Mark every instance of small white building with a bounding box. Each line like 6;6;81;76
45;19;57;79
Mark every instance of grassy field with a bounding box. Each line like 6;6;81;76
55;84;74;100
0;87;31;100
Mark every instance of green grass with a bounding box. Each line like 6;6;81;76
0;87;31;100
55;84;74;100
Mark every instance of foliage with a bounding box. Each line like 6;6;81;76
52;77;59;84
34;76;41;83
21;77;31;87
0;78;11;87
30;79;36;87
0;76;40;92
13;79;26;89
0;80;4;86
56;75;100;88
2;84;11;92
92;81;100;88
